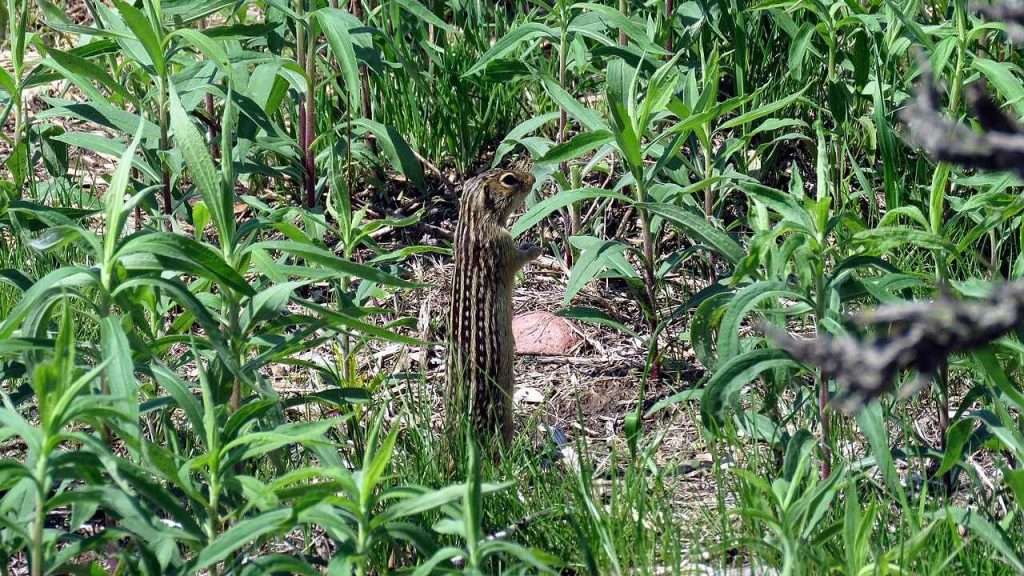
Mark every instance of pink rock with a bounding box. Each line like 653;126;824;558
512;311;579;355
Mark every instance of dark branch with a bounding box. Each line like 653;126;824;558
975;0;1024;42
900;71;1024;179
761;1;1024;412
764;281;1024;412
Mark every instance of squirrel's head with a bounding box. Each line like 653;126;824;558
461;168;536;225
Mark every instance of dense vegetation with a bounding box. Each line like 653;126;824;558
2;0;1024;573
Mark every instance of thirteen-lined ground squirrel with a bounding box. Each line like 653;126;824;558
447;167;539;445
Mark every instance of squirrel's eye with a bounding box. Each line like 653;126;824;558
498;172;520;188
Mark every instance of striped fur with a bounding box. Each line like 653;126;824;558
447;168;537;444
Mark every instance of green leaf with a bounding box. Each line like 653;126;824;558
974;58;1024;117
411;547;463;576
362;426;398;502
247;240;418;288
973;349;1024;414
42;45;129;103
167;28;231;80
354;119;425;189
883;0;934;50
314;8;363;113
116;233;254;296
479;540;559;572
691;289;731;369
512;188;630;238
571;3;670;56
240;556;318;576
195;508;293;570
241;281;305;332
293;298;424;346
557;306;638;338
739;181;815;232
639;202;745;264
111;0;164;74
701;348;799;429
53;132;160;181
538;129;614;165
281;387;370;409
5;141;27;186
114;276;245;385
939;507;1024;572
856;403;910;515
0;267;95;339
937;418;975;476
0;66;15;95
168;83;233;246
396;0;453;31
637;49;684;134
0;407;43;454
606;59;643;174
464;22;558;77
853;227;954;254
564;236;633;304
541;78;607;132
100;316;138;420
493;111;561;166
38;98;161;143
224;419;342;463
367;245;450;265
151;362;206;447
788;24;815;81
1004;469;1024;505
720;85;808;130
645;388;702;417
718;281;804;361
101;120;146;273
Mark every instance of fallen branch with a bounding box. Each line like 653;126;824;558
763;282;1024;412
761;0;1024;412
900;71;1024;180
975;0;1024;42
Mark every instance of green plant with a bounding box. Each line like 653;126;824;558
1;0;30;191
7;0;1024;572
414;433;558;574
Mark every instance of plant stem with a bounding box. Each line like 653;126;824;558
928;0;967;481
340;276;353;383
295;0;316;208
636;181;660;376
206;476;221;576
557;0;578;261
7;0;25;159
618;0;627;45
30;449;48;576
304;28;317;208
703;135;714;218
158;77;173;217
227;291;243;411
352;0;373;121
665;0;674;51
202;18;220;160
815;266;831;479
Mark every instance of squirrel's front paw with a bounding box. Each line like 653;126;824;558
519;243;542;261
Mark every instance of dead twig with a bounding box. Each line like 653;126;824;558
975;0;1024;42
763;281;1024;412
900;72;1024;180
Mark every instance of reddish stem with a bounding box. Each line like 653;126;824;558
304;99;316;208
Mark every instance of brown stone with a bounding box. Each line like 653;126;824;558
512;311;579;355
